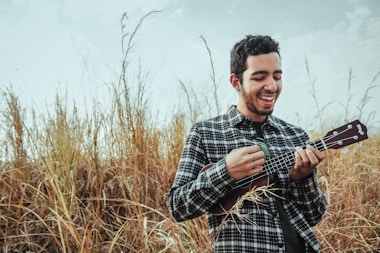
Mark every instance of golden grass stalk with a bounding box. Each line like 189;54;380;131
1;11;379;253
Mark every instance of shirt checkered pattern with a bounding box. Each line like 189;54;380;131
168;106;326;252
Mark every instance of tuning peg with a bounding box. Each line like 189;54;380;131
341;148;349;154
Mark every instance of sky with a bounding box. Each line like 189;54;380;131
1;0;380;133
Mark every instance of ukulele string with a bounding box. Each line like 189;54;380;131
320;125;354;148
233;130;354;189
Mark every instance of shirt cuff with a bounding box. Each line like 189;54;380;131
202;159;236;195
290;170;320;199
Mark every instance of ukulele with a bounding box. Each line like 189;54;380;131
201;119;368;214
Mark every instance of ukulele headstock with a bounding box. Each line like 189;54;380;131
323;120;368;150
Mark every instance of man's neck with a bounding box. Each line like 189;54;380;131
236;105;267;122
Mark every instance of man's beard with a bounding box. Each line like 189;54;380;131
246;102;274;116
241;87;274;116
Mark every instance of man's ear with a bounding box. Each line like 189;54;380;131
230;74;241;92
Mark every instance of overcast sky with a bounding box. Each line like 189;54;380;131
1;0;379;133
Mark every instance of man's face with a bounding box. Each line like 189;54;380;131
233;52;282;122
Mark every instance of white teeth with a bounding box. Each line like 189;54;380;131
259;95;274;101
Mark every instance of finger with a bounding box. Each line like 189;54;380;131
238;151;265;168
306;144;325;161
305;147;324;168
294;149;302;168
305;149;319;167
295;147;309;164
250;165;263;175
251;157;265;168
231;145;260;156
244;145;261;154
248;164;264;176
249;150;266;161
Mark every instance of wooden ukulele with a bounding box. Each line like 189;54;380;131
201;119;368;214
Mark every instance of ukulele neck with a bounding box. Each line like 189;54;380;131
263;138;326;176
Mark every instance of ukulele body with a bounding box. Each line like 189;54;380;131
201;164;269;214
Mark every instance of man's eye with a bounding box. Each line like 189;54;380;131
252;76;265;81
273;75;282;80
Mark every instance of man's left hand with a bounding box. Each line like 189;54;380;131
290;145;324;181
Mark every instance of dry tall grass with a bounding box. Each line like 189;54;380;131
1;12;379;253
0;84;210;252
1;82;379;253
315;134;380;252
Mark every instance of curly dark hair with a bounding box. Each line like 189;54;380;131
230;35;280;83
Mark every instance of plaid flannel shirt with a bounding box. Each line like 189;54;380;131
168;106;326;252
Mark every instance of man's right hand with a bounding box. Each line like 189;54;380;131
225;145;265;180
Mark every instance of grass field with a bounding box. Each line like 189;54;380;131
1;12;379;252
0;84;379;252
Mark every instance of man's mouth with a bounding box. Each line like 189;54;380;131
258;94;275;102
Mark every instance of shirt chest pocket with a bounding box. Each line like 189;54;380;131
204;138;253;164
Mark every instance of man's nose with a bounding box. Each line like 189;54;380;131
264;77;277;91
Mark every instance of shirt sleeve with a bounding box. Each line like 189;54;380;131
167;124;236;222
289;168;327;226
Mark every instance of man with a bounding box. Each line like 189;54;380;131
168;35;327;252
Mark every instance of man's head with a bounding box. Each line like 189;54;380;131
230;35;280;84
230;35;282;122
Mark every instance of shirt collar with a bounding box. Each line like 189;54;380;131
226;105;280;131
227;105;245;127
